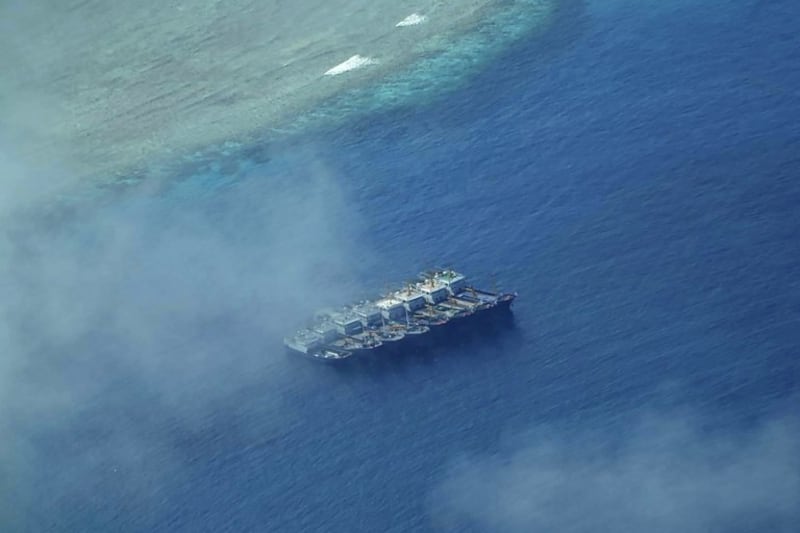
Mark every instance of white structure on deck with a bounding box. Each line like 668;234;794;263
433;270;468;295
375;296;407;321
352;303;383;328
416;279;449;304
312;320;338;342
284;330;323;354
394;287;426;312
330;311;364;336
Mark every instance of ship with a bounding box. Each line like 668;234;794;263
284;269;517;361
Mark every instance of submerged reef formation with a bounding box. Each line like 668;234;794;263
1;0;562;184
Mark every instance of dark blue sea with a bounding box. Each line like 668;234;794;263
9;0;800;531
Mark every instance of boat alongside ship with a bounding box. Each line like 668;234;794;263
284;269;517;362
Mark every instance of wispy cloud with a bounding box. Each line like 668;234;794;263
431;411;800;532
0;146;365;528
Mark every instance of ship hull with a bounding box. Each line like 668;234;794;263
328;294;516;361
284;271;517;363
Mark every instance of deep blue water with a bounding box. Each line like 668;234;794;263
17;0;800;531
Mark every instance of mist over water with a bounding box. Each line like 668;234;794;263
431;410;800;532
0;150;367;529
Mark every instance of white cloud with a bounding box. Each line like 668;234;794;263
431;412;800;532
0;145;367;527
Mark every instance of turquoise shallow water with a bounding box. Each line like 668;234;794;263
2;0;800;531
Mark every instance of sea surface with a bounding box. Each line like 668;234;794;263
3;0;800;531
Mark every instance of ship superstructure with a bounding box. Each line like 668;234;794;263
284;269;517;361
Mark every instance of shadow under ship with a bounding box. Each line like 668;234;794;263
284;270;517;362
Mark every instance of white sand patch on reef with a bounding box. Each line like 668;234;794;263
396;13;428;27
325;55;378;76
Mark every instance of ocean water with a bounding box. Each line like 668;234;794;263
3;0;800;531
